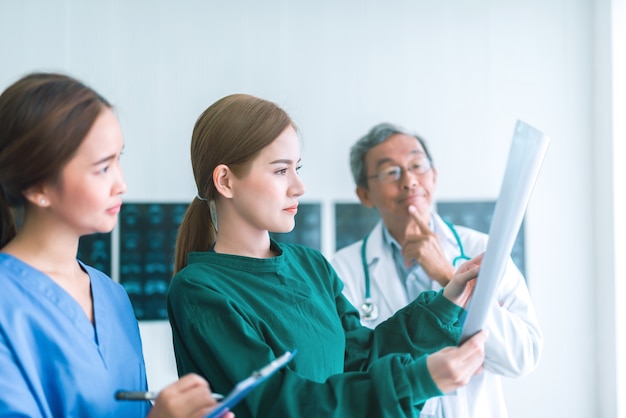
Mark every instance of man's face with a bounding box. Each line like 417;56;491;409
357;133;436;238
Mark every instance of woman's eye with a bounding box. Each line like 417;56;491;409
277;168;288;175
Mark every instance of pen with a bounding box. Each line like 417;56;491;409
115;390;224;402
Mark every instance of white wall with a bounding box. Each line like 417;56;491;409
595;0;626;417
612;1;626;414
0;1;620;417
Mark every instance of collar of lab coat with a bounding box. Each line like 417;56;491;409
364;213;463;309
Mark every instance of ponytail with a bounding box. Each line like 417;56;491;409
173;197;217;274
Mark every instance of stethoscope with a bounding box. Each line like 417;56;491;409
359;219;470;322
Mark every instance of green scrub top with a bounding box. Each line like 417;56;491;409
167;241;464;418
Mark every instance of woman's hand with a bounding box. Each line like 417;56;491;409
426;330;488;394
148;373;234;418
442;253;483;308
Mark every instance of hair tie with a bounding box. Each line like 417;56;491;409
196;194;207;201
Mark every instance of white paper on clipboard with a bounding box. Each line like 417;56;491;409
459;120;550;344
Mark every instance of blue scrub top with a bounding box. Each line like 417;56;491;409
0;254;151;417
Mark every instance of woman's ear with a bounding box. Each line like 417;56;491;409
213;164;234;199
22;185;51;208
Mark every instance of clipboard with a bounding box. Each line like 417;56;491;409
459;120;550;343
205;350;297;418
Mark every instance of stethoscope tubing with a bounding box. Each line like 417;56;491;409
359;218;470;321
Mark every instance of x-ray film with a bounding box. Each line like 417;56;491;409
460;120;549;343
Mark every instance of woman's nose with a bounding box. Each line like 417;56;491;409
114;164;128;195
291;173;306;197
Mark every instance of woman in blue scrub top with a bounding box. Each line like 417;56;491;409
0;73;232;418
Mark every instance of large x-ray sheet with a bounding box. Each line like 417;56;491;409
460;120;550;343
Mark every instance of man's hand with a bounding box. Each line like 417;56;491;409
402;205;455;286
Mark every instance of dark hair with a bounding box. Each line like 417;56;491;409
350;122;433;189
174;94;294;273
0;72;111;247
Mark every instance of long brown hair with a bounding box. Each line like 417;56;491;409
0;72;111;248
173;94;294;273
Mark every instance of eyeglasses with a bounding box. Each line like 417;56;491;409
367;158;432;184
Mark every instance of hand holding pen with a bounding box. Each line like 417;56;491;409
118;373;234;418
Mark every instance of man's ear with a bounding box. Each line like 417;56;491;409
22;185;50;208
356;186;375;208
213;164;234;199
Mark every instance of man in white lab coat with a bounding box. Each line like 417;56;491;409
332;122;543;418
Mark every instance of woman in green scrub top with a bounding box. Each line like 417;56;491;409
167;93;487;418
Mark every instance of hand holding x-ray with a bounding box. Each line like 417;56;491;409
443;253;483;308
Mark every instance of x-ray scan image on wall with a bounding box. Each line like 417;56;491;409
118;203;188;320
77;233;112;277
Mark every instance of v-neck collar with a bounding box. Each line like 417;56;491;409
1;254;109;359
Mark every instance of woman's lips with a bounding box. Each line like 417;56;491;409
284;205;298;214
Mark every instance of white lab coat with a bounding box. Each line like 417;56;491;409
331;214;543;418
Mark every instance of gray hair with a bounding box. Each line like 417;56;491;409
350;122;433;189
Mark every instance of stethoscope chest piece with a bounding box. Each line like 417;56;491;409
360;298;379;321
